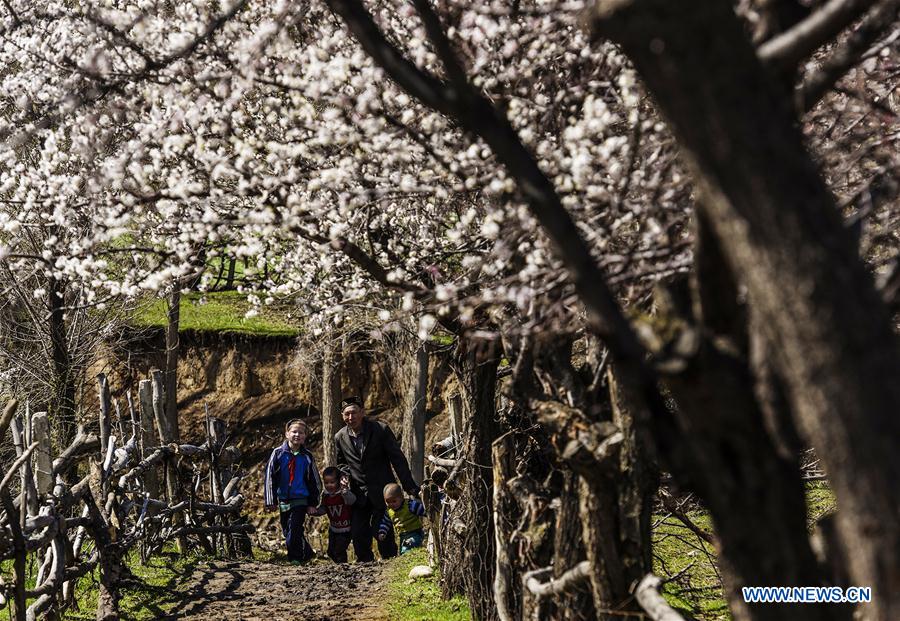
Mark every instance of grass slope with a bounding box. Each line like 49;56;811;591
385;548;470;621
133;291;299;337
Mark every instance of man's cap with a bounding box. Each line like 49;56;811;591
340;396;363;409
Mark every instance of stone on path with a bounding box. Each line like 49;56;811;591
407;565;434;580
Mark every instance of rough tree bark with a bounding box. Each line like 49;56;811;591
137;379;159;501
151;368;183;552
31;412;52;496
492;432;517;621
649;217;844;621
321;343;342;466
549;472;595;621
590;3;900;618
571;366;654;620
402;343;429;484
450;336;501;621
46;273;76;447
164;288;181;444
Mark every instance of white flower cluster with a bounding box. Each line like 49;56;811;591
0;0;692;341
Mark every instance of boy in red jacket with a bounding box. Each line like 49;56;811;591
308;466;356;563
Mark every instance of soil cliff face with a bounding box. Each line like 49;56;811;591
103;330;453;515
108;331;410;457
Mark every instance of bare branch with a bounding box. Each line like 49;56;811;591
0;442;39;494
659;491;716;545
759;0;878;71
410;0;470;90
797;0;900;110
427;454;460;468
523;561;591;598
0;0;20;28
325;1;679;465
634;574;686;621
0;399;18;439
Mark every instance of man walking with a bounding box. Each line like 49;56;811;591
334;396;419;561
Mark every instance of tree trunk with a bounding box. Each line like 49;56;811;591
650;221;842;621
403;343;428;484
31;412;52;496
0;488;26;621
450;336;501;621
151;368;183;552
550;472;595;621
321;343;342;466
591;3;900;618
571;367;654;620
165;288;181;444
225;257;236;289
84;473;122;621
47;274;76;447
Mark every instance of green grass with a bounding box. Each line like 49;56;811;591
66;550;200;620
431;333;456;346
385;548;470;621
805;481;837;525
653;509;730;620
652;482;839;620
133;291;300;337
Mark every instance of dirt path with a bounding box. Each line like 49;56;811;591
164;559;390;620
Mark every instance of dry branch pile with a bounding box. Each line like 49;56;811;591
0;372;253;621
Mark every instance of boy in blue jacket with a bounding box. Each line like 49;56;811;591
264;419;322;563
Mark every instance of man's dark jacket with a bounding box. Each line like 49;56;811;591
335;419;418;509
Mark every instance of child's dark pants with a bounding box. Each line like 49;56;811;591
327;531;353;563
279;505;312;562
350;497;397;561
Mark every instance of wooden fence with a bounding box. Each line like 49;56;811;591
0;371;253;621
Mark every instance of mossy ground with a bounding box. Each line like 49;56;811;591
385;547;470;621
133;290;300;337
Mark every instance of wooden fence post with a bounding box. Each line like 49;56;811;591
403;344;429;484
31;412;53;496
97;374;112;461
150;369;176;445
0;382;254;619
448;392;463;448
493;433;517;621
10;415;39;517
151;369;184;552
137;379;160;503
